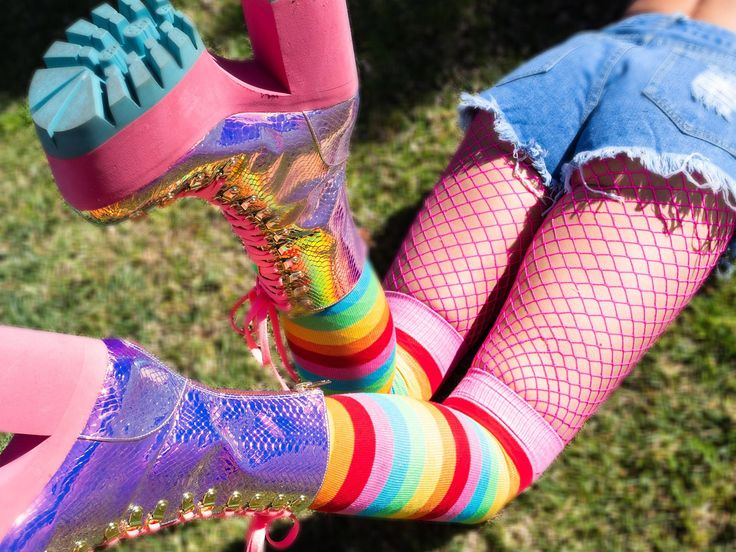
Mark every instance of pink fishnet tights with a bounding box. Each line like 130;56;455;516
384;111;549;343
474;155;736;442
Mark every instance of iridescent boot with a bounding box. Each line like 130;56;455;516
29;0;365;328
0;338;329;551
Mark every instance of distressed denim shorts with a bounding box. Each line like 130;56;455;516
459;12;736;270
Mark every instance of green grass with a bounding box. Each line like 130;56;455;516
1;1;735;551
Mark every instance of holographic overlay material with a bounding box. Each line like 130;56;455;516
1;339;329;552
83;97;365;315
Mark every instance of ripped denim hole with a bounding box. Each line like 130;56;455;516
691;67;736;121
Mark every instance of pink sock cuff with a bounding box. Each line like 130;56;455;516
385;291;463;377
449;367;564;481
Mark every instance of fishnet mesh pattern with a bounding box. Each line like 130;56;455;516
384;111;549;343
474;156;736;442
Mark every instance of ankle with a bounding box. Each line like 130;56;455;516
281;264;397;394
181;100;363;316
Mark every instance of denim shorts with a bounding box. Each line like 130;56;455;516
460;13;736;272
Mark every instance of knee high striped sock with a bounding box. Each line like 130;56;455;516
312;394;521;521
281;265;453;398
281;265;397;394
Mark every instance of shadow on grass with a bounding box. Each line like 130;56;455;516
369;203;423;278
223;514;508;552
345;0;630;138
1;0;630;119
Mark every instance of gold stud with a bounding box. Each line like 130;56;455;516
218;188;238;202
146;499;169;531
252;208;267;220
291;285;310;297
226;491;244;512
295;380;331;392
104;521;121;543
286;272;306;284
270;494;289;510
127;505;144;527
277;244;294;256
199;488;218;518
189;172;208;190
289;495;310;513
125;505;144;537
180;492;196;520
270;232;287;243
71;541;90;552
247;492;273;510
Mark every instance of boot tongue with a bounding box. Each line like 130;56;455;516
80;339;186;441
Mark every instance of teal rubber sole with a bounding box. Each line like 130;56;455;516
29;0;204;159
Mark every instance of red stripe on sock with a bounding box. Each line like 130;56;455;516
318;396;377;512
286;315;395;367
444;396;532;491
395;329;443;392
421;406;471;520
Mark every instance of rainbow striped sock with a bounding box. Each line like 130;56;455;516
312;394;520;521
390;332;444;400
281;265;397;394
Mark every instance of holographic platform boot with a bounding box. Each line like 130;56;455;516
29;0;365;326
0;339;329;552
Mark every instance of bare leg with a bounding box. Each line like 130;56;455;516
692;0;736;32
627;0;700;16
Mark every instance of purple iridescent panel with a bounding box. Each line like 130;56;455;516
1;339;329;551
84;97;366;315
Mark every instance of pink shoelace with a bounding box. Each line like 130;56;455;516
105;506;300;551
229;280;300;391
244;510;301;552
192;181;302;391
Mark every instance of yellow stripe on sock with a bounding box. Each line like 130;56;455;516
407;404;456;518
388;400;444;518
393;345;432;400
479;436;517;521
282;297;390;347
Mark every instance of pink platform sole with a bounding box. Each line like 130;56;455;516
32;0;359;212
0;327;109;540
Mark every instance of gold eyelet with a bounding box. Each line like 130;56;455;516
179;492;196;520
199;488;218;517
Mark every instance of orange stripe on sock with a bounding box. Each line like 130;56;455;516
285;302;391;354
407;404;456;518
282;294;389;347
311;397;355;509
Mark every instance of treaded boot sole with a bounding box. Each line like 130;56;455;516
29;0;204;159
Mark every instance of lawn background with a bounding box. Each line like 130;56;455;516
1;1;735;550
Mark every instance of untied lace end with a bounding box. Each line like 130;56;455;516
245;510;300;552
229;280;301;391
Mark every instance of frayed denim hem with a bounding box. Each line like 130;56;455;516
561;146;736;278
561;146;736;208
458;92;555;190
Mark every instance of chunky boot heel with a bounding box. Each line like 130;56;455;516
29;0;365;319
